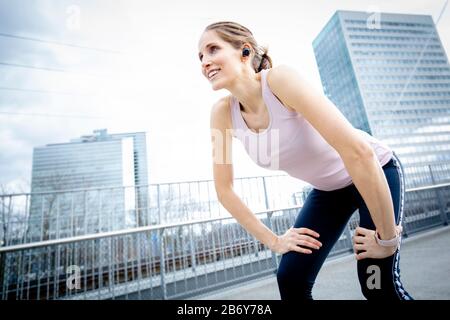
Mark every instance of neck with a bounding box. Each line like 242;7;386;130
226;70;263;114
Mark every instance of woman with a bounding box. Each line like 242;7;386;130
198;21;413;300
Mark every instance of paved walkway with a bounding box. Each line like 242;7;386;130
195;226;450;300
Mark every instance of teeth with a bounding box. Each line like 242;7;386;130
208;69;219;79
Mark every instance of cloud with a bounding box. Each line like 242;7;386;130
0;0;61;36
0;0;449;192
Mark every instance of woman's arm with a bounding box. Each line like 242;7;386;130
267;65;398;251
210;96;321;254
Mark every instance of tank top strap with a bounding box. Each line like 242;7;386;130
260;68;298;117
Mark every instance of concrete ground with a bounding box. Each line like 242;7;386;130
194;226;450;300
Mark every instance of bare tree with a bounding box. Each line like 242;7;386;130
29;171;70;241
156;184;207;261
0;184;17;297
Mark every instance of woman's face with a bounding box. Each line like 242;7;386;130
198;30;242;91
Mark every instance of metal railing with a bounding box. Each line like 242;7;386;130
0;207;297;300
1;181;449;300
0;175;307;246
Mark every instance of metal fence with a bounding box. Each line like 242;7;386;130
0;175;307;246
0;182;449;300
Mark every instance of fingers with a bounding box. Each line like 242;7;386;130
352;235;366;244
294;227;320;239
291;245;312;255
285;227;322;254
294;233;322;247
294;237;322;250
355;251;369;260
288;227;322;250
355;226;371;236
356;226;402;239
353;243;365;251
284;228;322;254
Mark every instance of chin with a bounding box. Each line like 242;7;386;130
211;83;222;91
211;79;226;91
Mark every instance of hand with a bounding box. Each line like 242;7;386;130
353;226;402;260
272;227;322;255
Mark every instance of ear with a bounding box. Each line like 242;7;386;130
241;42;253;53
241;46;250;56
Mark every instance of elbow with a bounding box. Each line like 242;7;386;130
215;186;233;204
359;143;375;160
342;142;374;163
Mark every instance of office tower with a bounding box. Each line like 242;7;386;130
29;129;149;240
313;10;450;189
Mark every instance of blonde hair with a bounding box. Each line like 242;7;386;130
204;21;272;72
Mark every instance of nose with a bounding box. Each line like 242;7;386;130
202;59;212;73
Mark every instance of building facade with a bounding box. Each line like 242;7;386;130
313;10;450;189
28;129;149;240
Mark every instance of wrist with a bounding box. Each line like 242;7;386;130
374;229;401;247
378;229;397;240
269;235;280;252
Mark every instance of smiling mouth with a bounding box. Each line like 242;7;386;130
208;69;220;80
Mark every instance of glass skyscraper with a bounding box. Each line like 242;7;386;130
313;10;450;189
29;129;149;240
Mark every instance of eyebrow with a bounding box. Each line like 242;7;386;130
198;43;218;59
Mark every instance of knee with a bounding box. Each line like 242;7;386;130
360;283;383;300
276;267;314;300
360;283;399;300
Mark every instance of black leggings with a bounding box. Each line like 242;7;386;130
276;153;413;300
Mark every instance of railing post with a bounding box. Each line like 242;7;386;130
188;225;196;273
266;212;278;268
344;224;353;253
262;177;270;211
0;197;5;299
262;177;278;268
157;185;162;225
0;252;5;299
158;228;167;300
428;165;448;226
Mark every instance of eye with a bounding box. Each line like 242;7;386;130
199;46;219;62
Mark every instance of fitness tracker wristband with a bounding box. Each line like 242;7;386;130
374;229;401;247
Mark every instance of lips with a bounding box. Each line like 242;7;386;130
207;68;220;80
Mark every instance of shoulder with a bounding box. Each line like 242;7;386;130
265;65;300;112
210;95;233;129
266;64;302;89
211;95;232;118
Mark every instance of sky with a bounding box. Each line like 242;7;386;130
1;0;449;191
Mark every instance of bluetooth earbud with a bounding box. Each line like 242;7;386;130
242;47;250;57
